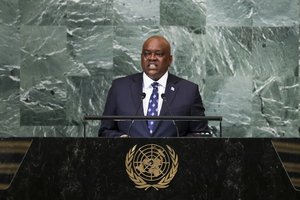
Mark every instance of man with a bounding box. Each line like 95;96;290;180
99;35;209;137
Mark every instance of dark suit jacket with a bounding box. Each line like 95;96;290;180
98;72;209;137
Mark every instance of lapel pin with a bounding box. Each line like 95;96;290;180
171;87;175;91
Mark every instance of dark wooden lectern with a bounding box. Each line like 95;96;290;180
0;138;299;200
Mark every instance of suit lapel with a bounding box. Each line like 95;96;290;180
130;73;144;116
160;74;179;116
130;73;149;135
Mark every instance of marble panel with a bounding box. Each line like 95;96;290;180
252;26;299;77
203;26;253;77
0;25;20;66
114;0;160;25
252;76;299;136
67;25;113;76
19;25;70;126
207;0;299;27
203;76;252;137
0;0;19;26
160;0;206;26
0;65;20;137
20;25;71;90
252;0;299;26
20;77;67;126
66;0;113;26
19;0;67;25
207;0;254;26
65;76;112;130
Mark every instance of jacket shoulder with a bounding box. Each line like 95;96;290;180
168;73;199;88
112;73;141;84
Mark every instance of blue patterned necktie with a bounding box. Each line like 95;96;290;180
147;82;159;134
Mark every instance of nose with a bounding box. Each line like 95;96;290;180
148;52;158;60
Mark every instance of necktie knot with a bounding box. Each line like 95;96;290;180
151;82;159;89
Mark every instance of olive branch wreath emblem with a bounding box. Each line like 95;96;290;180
125;144;179;190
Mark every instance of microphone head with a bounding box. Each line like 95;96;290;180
141;92;146;99
161;93;166;99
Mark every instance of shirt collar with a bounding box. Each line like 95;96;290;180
143;71;168;89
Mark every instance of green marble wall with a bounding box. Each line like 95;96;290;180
0;0;299;137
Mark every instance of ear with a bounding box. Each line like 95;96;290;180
168;55;173;66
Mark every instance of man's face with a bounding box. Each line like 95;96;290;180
141;37;173;81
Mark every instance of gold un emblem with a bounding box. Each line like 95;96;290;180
125;144;179;190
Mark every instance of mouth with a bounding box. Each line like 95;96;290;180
147;63;157;69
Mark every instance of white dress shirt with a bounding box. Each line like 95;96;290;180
142;72;168;116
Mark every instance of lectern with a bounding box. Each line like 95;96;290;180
0;138;299;200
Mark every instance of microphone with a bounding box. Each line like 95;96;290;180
127;93;146;136
161;94;180;137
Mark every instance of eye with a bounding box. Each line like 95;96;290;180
142;51;164;58
155;52;164;57
143;51;151;57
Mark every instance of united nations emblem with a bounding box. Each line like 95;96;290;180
125;144;178;190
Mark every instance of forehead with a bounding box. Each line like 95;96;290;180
142;38;169;51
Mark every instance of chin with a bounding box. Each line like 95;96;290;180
149;75;160;81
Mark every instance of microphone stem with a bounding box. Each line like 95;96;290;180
161;94;180;137
127;93;146;136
